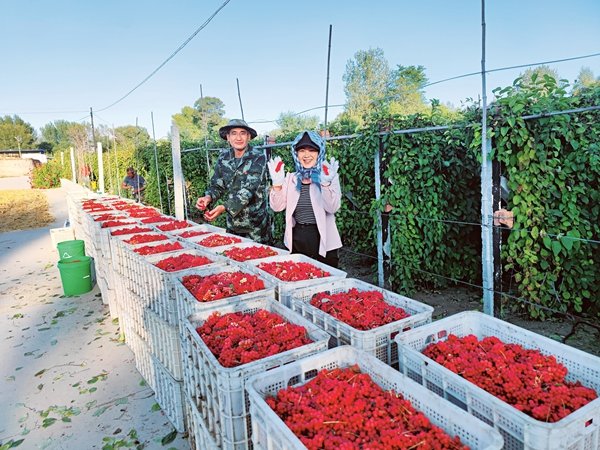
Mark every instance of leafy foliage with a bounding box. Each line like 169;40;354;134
486;76;600;317
29;157;70;189
0;115;35;150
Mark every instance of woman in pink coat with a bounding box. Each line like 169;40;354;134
268;130;342;268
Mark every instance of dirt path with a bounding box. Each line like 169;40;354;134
0;179;187;449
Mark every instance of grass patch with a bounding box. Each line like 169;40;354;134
0;190;54;232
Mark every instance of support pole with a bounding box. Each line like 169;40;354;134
374;136;384;288
324;24;333;129
236;78;245;121
96;142;105;193
69;146;77;182
171;123;185;219
151;112;164;212
480;0;494;315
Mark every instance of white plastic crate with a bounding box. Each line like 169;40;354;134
395;311;600;450
122;239;190;298
187;231;254;254
165;223;224;241
151;355;185;433
145;308;183;380
246;345;504;450
174;265;276;332
141;249;229;325
185;394;220;450
242;253;347;307
289;278;433;366
151;218;197;233
181;297;330;449
122;316;155;392
118;283;150;342
214;242;290;266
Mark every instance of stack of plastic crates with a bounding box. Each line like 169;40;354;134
181;297;330;449
242;253;347;307
289;278;433;366
246;346;504;450
395;311;600;449
142;251;232;433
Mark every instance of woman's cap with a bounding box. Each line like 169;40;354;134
295;132;319;151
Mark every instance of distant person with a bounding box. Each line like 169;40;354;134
267;130;342;267
80;164;91;188
195;119;270;243
122;167;146;203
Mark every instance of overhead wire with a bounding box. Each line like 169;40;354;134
95;0;232;113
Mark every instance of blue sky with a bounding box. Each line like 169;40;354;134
1;0;599;140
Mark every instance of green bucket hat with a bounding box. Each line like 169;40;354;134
218;119;258;140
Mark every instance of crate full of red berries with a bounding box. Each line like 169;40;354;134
140;249;229;325
290;278;433;366
246;345;504;450
181;297;330;449
243;253;347;307
395;311;600;450
174;265;276;326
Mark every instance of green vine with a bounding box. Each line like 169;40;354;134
488;76;599;318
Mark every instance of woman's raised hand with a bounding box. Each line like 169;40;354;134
267;156;286;186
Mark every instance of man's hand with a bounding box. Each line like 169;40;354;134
204;204;226;222
196;195;211;211
267;156;286;186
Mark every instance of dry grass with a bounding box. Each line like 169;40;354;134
0;190;54;232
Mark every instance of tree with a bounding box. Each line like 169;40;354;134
388;65;429;116
40;120;76;153
114;125;150;151
270;111;320;138
573;67;600;92
0;115;36;150
518;65;563;93
172;96;227;143
343;48;391;124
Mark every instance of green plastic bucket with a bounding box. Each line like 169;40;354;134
57;256;93;296
57;239;86;260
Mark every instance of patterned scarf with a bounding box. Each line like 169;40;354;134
291;131;326;192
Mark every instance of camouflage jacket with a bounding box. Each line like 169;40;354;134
205;146;270;243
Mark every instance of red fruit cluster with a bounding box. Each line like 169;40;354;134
111;201;135;210
101;220;136;228
93;214;120;222
196;309;312;367
197;234;242;247
266;365;468;450
423;334;598;422
310;288;409;331
133;241;183;255
182;271;265;302
82;200;110;212
124;233;168;244
178;230;211;238
157;220;191;231
127;207;161;218
223;245;278;262
110;226;153;236
154;253;213;272
140;216;172;224
257;261;330;282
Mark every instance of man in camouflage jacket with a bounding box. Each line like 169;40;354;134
196;119;270;243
